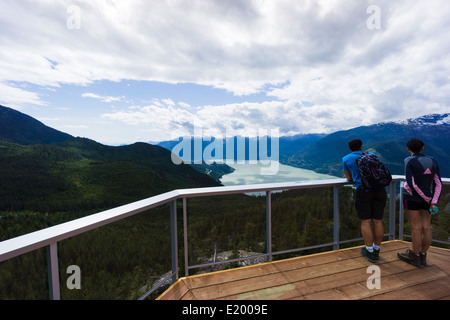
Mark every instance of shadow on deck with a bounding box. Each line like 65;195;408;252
157;240;450;300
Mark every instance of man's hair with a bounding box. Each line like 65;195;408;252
348;139;362;151
406;138;425;154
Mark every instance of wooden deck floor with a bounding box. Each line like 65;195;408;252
157;241;450;300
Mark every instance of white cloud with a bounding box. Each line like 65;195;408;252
1;0;449;140
82;92;123;103
0;82;47;108
101;98;371;141
101;98;200;139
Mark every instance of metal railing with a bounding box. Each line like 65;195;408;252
0;175;449;300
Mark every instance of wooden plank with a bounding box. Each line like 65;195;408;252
338;240;409;260
299;260;409;295
293;288;349;300
271;250;354;272
340;273;413;300
340;264;447;300
296;266;444;300
302;267;370;294
180;290;197;300
213;248;425;300
285;245;449;300
156;279;191;300
280;243;414;289
158;241;450;300
183;262;279;289
219;283;302;300
395;265;447;283
427;251;450;274
280;258;366;283
284;259;415;300
428;246;450;256
366;277;450;300
189;271;291;300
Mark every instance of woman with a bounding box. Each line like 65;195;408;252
398;138;442;267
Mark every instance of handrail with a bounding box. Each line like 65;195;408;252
1;175;449;300
0;190;179;262
0;178;346;262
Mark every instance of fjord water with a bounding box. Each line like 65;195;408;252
220;161;339;186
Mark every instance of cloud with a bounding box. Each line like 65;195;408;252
1;0;449;139
101;98;200;139
82;92;123;103
0;82;47;108
101;97;367;141
0;0;380;91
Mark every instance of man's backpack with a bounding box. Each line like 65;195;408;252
356;152;392;191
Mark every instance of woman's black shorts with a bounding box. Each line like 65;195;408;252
403;199;430;211
355;188;387;220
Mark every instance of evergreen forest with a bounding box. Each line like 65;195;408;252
0;138;449;300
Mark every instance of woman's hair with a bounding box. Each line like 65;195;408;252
406;138;425;154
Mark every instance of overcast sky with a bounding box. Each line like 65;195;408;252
1;0;449;145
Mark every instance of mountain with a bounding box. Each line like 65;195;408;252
0;138;222;213
0;105;73;144
0;105;222;214
157;133;325;162
278;133;327;161
286;113;450;177
0;138;219;212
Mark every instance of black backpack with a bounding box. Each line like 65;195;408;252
356;152;392;190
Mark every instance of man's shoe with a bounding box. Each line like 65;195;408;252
373;248;380;260
420;252;427;266
397;249;421;267
361;247;376;263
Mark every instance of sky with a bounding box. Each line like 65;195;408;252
0;0;449;145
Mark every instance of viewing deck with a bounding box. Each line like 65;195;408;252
1;176;448;300
157;241;450;300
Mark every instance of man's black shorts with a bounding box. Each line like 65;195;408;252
355;188;387;220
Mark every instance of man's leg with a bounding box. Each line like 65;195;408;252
356;190;377;262
372;219;384;246
371;188;386;260
356;190;373;246
372;188;387;247
361;219;374;247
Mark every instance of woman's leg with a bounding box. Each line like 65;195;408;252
419;209;432;253
406;209;423;254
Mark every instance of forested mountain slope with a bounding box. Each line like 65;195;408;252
287;114;450;177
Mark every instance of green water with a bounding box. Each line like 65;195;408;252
220;161;339;186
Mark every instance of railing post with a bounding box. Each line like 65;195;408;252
46;243;60;300
182;197;189;277
266;191;272;262
388;181;397;240
170;200;178;283
333;186;340;250
399;182;404;241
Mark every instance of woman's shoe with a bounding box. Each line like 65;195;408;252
397;249;421;267
420;252;427;266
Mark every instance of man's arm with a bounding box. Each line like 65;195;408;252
344;170;353;183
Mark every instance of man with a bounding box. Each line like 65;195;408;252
342;139;387;263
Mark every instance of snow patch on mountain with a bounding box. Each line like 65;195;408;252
384;113;450;126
